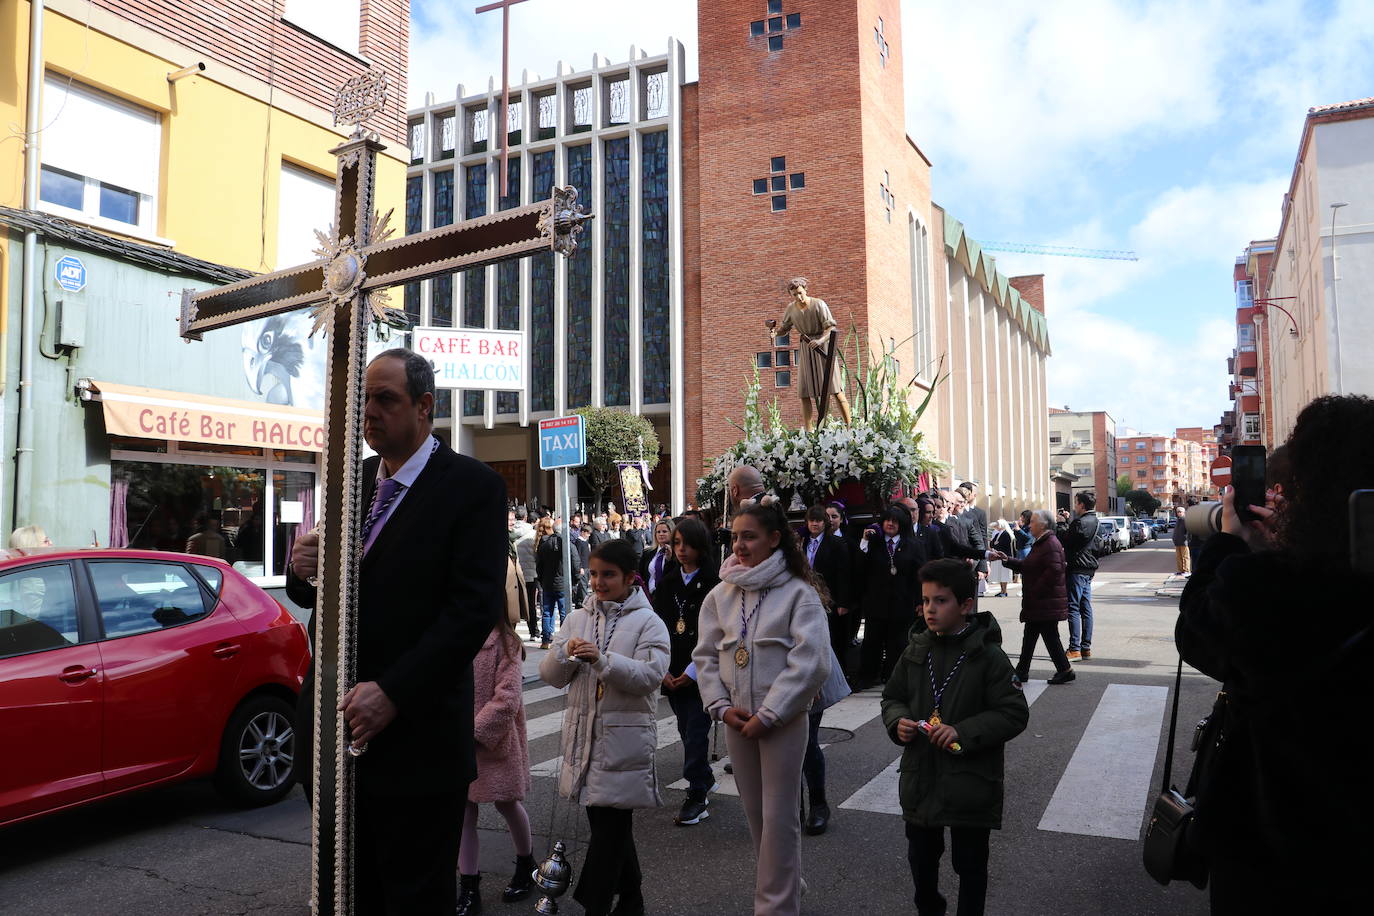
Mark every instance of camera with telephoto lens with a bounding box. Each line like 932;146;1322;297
1187;489;1374;576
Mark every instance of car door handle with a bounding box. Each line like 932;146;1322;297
58;665;98;684
212;643;241;659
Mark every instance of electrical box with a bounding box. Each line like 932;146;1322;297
55;297;86;349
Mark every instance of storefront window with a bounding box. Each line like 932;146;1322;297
272;469;316;578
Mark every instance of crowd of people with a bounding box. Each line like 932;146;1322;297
281;347;1374;915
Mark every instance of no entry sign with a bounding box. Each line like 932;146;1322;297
1210;455;1232;490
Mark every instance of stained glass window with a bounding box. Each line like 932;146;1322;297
463;163;488;417
404;175;423;327
530;150;556;412
571;84;593;134
408;120;425;164
603;137;630;407
566;145;593;408
607;78;630;126
644;71;669;119
468;105;488;154
431;170;455;327
506;100;523;145
497;158;522;415
536;92;557;140
437;112;456;159
641;132;670;405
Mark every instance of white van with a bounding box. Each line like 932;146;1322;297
1099;516;1134;551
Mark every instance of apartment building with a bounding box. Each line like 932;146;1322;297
1048;408;1121;513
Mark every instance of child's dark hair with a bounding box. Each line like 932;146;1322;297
736;498;830;606
806;504;828;523
919;558;976;607
880;504;914;539
671;518;716;573
590;537;639;578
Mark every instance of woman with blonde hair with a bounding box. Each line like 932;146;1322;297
8;525;52;549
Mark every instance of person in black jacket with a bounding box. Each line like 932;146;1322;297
802;504;853;673
855;505;928;686
1055;491;1099;661
639;517;678;598
535;517;567;649
287;349;504;913
653;518;721;827
1176;395;1374;913
912;498;946;562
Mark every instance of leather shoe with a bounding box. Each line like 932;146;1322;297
1048;670;1076;685
805;797;830;835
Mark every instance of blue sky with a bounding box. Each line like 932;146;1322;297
408;0;1374;436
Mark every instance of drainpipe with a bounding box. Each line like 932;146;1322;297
16;0;45;527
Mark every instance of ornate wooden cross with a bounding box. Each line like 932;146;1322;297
178;71;589;916
475;0;532;197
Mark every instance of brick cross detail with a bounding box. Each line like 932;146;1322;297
751;156;805;212
875;18;891;67
748;0;802;52
879;170;895;222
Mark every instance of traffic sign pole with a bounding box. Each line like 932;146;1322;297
561;467;572;621
538;415;586;627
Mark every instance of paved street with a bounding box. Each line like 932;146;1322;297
0;541;1218;915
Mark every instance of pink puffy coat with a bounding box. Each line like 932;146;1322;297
469;628;531;803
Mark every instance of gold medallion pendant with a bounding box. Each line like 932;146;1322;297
675;618;686;636
928;708;942;727
734;645;750;668
596;682;605;701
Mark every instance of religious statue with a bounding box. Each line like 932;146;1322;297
766;277;853;429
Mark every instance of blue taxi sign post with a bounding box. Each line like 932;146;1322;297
539;416;586;612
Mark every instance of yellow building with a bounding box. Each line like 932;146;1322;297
0;0;409;583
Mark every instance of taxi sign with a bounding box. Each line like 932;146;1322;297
538;416;586;470
1210;454;1232;490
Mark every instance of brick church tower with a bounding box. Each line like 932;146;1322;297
684;0;934;485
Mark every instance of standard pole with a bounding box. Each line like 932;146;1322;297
561;466;573;616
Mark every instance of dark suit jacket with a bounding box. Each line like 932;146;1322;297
939;516;986;564
855;533;926;622
914;524;945;562
287;440;506;797
802;532;852;611
964;506;989;573
639;546;679;596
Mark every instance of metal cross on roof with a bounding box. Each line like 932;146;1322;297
178;102;589;916
475;0;533;197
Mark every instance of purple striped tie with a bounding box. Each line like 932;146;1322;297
361;478;403;544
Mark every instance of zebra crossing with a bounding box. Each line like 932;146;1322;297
518;674;1167;839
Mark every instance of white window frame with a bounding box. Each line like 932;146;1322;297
38;75;163;241
907;210;934;382
277;161;337;268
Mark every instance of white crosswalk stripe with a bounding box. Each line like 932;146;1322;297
1037;683;1167;839
838;680;1048;816
517;675;1166;840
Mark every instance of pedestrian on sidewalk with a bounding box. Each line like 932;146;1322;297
457;601;534;915
1171;505;1190;575
999;510;1074;685
881;559;1029;916
539;538;669;916
534;516;565;650
987;521;1014;597
653;518;720;826
1056;491;1099;661
693;496;831;916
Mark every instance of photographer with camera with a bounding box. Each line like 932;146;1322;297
1175;395;1374;912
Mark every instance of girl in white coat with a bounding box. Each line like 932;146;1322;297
538;538;670;916
694;496;832;916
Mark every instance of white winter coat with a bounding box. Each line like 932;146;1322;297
693;550;831;729
538;587;670;809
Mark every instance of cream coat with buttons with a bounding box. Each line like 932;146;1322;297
538;587;670;809
693;550;831;729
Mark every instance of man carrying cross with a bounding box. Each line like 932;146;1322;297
288;348;506;913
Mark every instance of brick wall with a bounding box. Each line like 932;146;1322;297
89;0;407;144
680;83;705;501
692;0;932;468
1010;274;1045;313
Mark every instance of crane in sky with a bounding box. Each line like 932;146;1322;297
980;242;1139;261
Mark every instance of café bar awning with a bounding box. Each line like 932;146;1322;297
79;379;325;453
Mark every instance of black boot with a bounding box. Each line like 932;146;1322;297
456;873;482;915
805;791;831;836
501;855;536;903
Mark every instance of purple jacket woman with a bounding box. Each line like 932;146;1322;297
1003;511;1074;683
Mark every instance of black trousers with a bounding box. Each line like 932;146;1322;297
802;703;826;797
860;614;911;684
354;786;466;915
905;823;990;916
828;611;853;676
523;580;541;638
574;806;642;914
1016;620;1071;678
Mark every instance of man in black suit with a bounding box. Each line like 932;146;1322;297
957;482;990;580
801;504;853;671
288;349;505;914
855;505;928;686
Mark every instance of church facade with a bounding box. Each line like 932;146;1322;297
407;0;1051;520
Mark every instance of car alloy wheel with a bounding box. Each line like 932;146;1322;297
239;708;294;791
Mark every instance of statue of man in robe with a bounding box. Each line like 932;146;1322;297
767;277;853;429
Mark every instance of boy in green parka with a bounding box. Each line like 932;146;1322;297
881;558;1029;916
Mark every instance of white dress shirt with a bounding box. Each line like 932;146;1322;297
362;435;437;556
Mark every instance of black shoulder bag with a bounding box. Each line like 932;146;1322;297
1142;656;1215;889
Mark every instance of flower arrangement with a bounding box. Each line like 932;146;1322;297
696;334;947;510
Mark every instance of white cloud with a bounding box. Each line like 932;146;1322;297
408;1;697;107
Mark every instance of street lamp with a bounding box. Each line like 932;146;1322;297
1330;202;1349;391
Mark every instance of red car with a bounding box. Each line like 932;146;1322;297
0;548;310;828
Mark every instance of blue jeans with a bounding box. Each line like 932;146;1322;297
540;590;566;642
1066;572;1093;652
802;704;826;797
667;688;714;795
